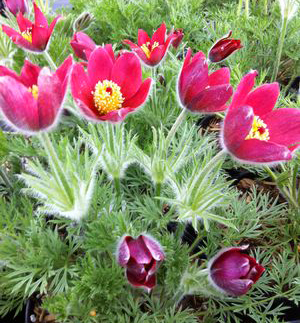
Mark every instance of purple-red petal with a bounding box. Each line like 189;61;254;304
123;78;152;108
151;22;166;45
138;29;150;46
208;67;231;86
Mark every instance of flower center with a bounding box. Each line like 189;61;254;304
245;116;270;141
28;85;38;100
22;28;32;43
140;41;159;59
92;80;124;115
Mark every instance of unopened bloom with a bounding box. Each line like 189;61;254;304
208;245;265;296
71;46;152;122
278;0;299;20
0;56;72;134
4;0;28;16
2;2;61;52
178;48;233;113
208;30;242;63
70;31;96;61
123;23;176;67
171;28;184;49
221;70;300;164
117;234;165;290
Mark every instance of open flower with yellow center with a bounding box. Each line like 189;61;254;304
0;56;73;134
2;3;61;53
123;23;177;67
221;70;300;164
71;46;152;122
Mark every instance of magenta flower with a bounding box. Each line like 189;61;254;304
171;28;184;49
221;70;300;164
117;234;165;290
208;31;243;63
4;0;28;16
178;48;233;113
0;56;72;134
123;23;176;67
208;245;265;297
2;2;61;52
71;46;152;123
70;31;96;61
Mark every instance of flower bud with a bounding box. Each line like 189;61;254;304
208;245;265;296
70;32;96;61
208;31;242;63
73;11;93;32
4;0;28;16
278;0;299;20
171;28;184;49
117;234;165;290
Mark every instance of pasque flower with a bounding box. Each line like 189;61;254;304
117;234;165;290
123;23;176;67
0;56;72;134
70;31;96;61
4;0;28;16
221;70;300;164
2;2;61;52
178;48;233;113
208;245;265;296
171;28;184;49
71;46;152;122
208;30;242;63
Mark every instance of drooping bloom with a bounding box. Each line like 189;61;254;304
208;31;243;63
221;70;300;164
4;0;28;16
2;2;61;52
123;23;176;67
178;48;233;113
117;234;165;290
0;56;72;134
171;28;184;49
208;245;265;297
70;31;96;61
71;46;152;122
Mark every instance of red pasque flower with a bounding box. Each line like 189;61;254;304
208;30;243;63
123;23;176;67
117;234;165;290
171;28;184;49
0;56;72;134
70;31;96;61
221;70;300;164
178;48;233;113
208;245;265;297
2;2;61;52
71;46;152;122
4;0;28;16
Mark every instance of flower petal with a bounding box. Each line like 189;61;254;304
148;44;165;66
96;107;136;122
151;22;166;45
48;15;61;37
33;2;48;28
230;70;258;110
20;60;41;87
55;55;73;98
262;108;300;152
111;52;142;99
16;12;32;32
221;105;254;153
87;47;113;88
138;29;150;46
187;84;232;113
0;76;39;132
0;66;21;83
245;83;279;117
31;25;49;51
127;236;152;264
141;235;164;261
208;67;230;86
117;236;131;266
123;78;152;108
221;279;253;297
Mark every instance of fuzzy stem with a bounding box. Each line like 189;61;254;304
39;132;74;205
151;67;157;106
165;109;188;146
237;0;243;16
43;51;57;70
155;182;161;197
0;167;13;189
264;0;268;15
245;0;249;17
271;11;288;82
114;177;121;196
292;163;298;202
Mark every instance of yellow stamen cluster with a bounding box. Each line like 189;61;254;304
28;85;39;100
140;41;159;59
22;28;32;43
92;80;124;115
245;116;270;141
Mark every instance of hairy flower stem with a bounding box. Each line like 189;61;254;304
245;0;249;17
264;0;268;14
265;166;298;208
43;51;57;70
39;133;74;205
165;109;188;146
0;167;13;189
271;11;288;82
114;177;121;197
155;182;161;197
237;0;243;15
151;67;157;106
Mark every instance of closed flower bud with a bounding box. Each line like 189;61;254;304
208;245;265;296
70;32;96;61
4;0;28;16
117;234;165;290
171;28;184;49
208;31;242;63
73;11;93;32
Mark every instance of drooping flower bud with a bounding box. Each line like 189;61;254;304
117;234;165;290
208;31;243;63
73;11;93;32
208;245;265;296
171;28;184;49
